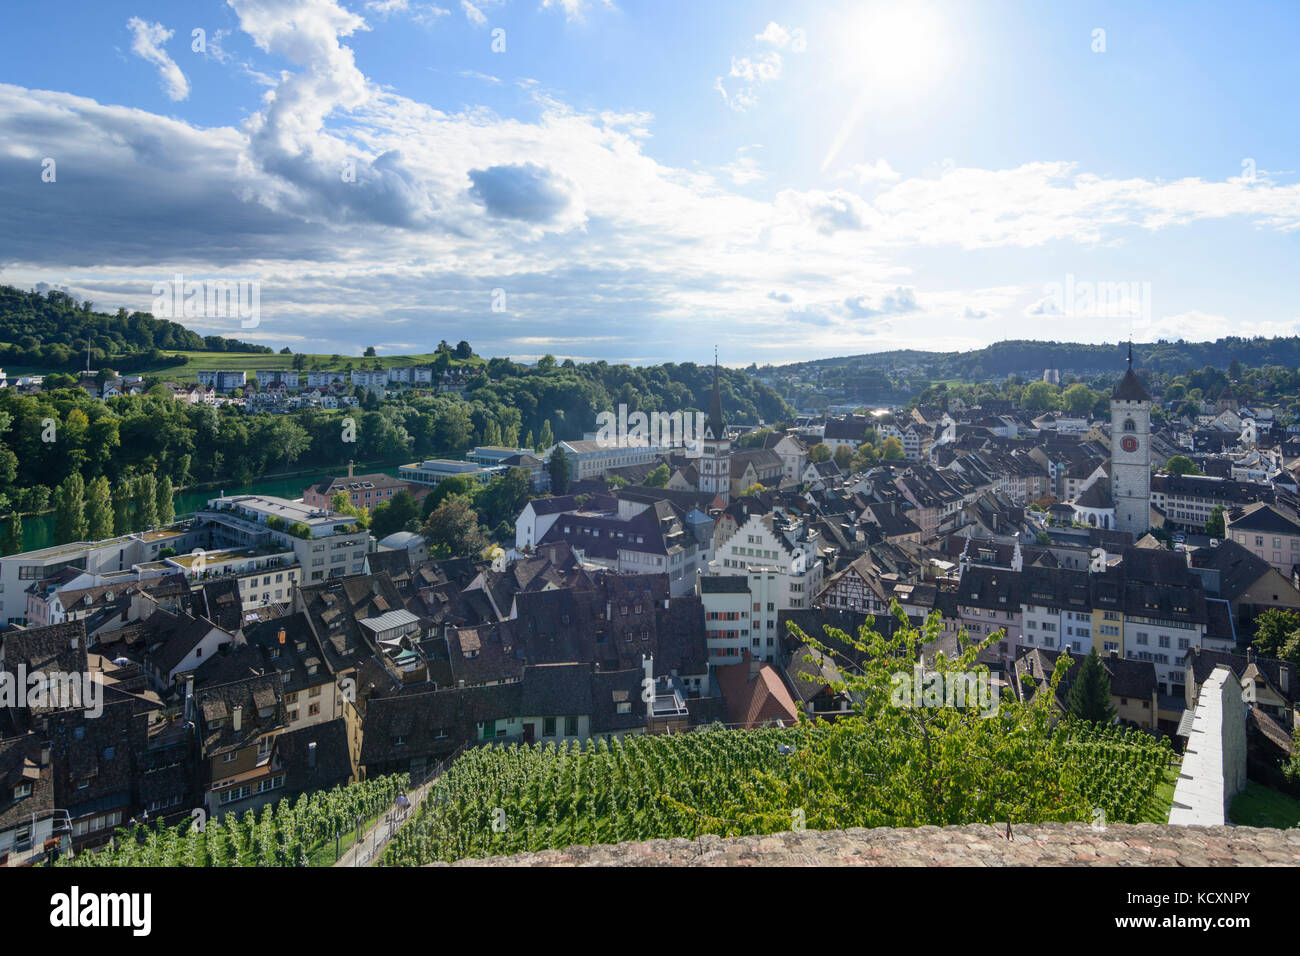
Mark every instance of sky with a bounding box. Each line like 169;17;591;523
1;0;1298;366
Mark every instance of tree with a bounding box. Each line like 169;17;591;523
112;482;132;533
833;445;853;471
329;491;368;527
423;476;474;517
881;436;905;460
0;512;22;556
742;483;766;496
85;476;114;540
421;494;488;558
133;474;158;531
538;420;555;451
1252;609;1300;658
1065;648;1116;724
1061;383;1098;416
808;443;832;463
1165;455;1200;476
1205;505;1226;538
645;463;670;488
454;341;473;359
363;346;377;357
548;445;571;495
851;442;879;471
156;475;175;526
53;474;88;544
1022;381;1060;412
774;604;1130;828
476;468;531;529
370;490;421;538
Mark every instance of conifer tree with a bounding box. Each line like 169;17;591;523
1066;648;1116;725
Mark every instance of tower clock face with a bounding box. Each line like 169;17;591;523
1121;436;1138;453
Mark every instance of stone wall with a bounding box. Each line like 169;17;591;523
1170;664;1248;826
432;822;1300;866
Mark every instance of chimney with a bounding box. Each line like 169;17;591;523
277;628;286;645
232;705;242;732
1282;666;1290;695
1247;646;1256;664
748;649;761;679
40;743;50;768
1108;649;1119;661
307;741;317;769
348;459;354;479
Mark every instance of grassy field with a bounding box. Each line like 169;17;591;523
135;350;485;383
1141;761;1180;823
1229;781;1300;828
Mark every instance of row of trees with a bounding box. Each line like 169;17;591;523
2;472;177;554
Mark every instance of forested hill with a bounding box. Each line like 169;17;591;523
762;337;1300;380
0;285;271;370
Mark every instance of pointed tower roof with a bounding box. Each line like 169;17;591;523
704;353;726;440
1112;342;1151;402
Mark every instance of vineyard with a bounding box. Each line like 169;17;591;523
49;774;408;867
1060;720;1174;824
383;721;1173;866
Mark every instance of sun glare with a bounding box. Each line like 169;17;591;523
821;2;950;171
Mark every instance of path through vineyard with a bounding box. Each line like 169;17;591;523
334;772;440;867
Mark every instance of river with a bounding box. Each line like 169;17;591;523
18;458;416;553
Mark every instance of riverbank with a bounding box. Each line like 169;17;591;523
10;454;432;553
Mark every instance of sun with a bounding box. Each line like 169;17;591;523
841;1;948;94
821;2;951;171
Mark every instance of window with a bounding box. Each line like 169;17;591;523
564;716;578;736
543;716;556;737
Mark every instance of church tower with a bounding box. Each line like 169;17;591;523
698;355;731;503
1111;343;1152;536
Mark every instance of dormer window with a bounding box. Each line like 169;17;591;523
14;783;31;799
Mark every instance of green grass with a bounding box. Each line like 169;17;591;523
18;350;487;383
138;350;485;383
1141;761;1180;823
1229;781;1300;829
305;807;384;866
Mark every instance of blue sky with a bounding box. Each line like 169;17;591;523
1;0;1298;365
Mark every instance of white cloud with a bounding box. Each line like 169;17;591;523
8;1;1300;362
716;51;782;113
755;22;792;47
126;18;190;101
754;22;804;51
844;159;900;186
720;146;765;185
365;0;451;24
539;0;613;22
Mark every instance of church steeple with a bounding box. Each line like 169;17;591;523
698;350;731;505
704;350;725;441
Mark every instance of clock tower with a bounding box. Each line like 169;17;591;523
698;355;730;504
1110;343;1152;536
